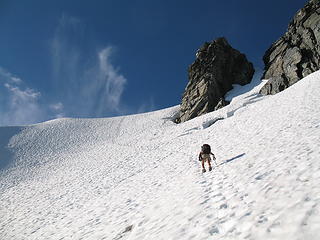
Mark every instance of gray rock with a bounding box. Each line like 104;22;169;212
260;0;320;95
214;98;230;111
177;37;254;123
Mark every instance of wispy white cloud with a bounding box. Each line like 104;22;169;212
10;77;23;84
3;82;43;125
0;68;43;125
51;14;127;117
51;14;81;84
0;13;151;126
49;102;65;118
0;67;64;126
97;47;126;113
0;67;23;84
4;83;41;101
50;102;64;111
137;97;156;114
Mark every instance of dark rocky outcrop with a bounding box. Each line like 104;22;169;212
176;37;254;123
260;0;320;95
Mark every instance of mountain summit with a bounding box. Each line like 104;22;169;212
177;37;254;123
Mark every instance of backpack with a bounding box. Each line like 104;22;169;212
202;144;211;154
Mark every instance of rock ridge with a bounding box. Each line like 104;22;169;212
260;0;320;95
177;37;254;123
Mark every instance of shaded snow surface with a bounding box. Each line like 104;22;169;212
1;71;320;240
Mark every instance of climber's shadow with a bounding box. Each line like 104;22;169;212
218;153;246;166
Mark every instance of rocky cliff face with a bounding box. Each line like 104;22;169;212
260;0;320;95
177;37;254;123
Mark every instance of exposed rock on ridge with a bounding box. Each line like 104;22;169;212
177;37;254;123
260;0;320;95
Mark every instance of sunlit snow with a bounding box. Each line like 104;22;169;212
1;71;320;240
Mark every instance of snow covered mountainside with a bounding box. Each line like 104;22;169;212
1;71;320;240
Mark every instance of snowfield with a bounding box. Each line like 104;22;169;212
1;71;320;240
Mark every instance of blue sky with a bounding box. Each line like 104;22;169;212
0;0;307;126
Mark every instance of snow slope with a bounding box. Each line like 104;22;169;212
1;71;320;240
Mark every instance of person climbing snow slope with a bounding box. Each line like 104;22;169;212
199;144;217;173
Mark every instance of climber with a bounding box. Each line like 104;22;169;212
199;144;217;173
